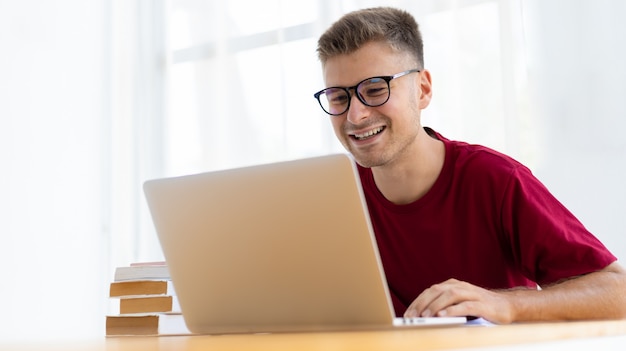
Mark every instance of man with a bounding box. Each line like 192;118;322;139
314;7;626;324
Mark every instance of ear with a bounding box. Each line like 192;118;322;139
418;70;433;109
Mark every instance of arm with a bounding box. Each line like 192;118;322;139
404;262;626;324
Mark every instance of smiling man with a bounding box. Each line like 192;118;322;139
314;7;626;324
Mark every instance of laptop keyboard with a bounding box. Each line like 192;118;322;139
392;316;467;327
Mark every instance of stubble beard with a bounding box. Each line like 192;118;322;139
341;112;422;170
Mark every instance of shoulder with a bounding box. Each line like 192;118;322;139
426;128;548;206
431;128;528;181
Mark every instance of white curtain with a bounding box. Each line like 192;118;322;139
161;0;535;175
0;0;110;341
1;0;625;341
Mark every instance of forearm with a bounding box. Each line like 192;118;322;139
506;262;626;322
405;262;626;324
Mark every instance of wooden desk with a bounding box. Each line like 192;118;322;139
4;319;626;351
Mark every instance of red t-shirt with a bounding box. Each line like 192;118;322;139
357;128;616;316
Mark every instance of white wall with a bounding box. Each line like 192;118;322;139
0;0;110;340
524;0;626;261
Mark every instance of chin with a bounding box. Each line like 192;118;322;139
351;154;387;169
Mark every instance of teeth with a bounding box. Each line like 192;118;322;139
354;127;384;140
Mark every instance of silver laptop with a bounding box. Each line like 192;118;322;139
143;153;466;334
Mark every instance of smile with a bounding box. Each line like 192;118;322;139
352;126;385;141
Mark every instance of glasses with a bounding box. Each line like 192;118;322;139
313;69;420;116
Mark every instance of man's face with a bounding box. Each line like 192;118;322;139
322;41;431;169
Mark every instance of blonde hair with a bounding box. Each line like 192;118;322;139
317;7;424;68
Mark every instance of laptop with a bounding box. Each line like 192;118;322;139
143;153;466;334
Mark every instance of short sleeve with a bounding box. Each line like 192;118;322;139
500;166;616;285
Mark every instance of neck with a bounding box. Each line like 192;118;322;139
371;128;445;205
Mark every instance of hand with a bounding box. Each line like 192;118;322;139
403;279;517;324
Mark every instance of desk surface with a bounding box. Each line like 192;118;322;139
5;319;626;351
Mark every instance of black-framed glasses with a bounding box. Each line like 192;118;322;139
313;69;420;116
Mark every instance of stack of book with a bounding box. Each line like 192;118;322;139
105;262;192;336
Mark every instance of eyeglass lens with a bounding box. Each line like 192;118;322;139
318;77;390;115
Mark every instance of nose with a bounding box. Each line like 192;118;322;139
345;92;371;124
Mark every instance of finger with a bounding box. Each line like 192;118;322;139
407;280;481;318
436;291;510;324
404;279;461;318
435;300;479;318
423;285;472;317
404;285;446;317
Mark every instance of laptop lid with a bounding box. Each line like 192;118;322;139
144;154;417;334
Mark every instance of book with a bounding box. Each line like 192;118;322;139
114;263;170;282
109;280;175;297
106;262;188;336
105;313;191;336
117;295;181;314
